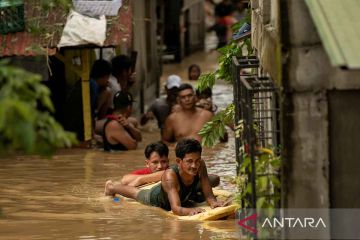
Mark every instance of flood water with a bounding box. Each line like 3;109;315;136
0;51;240;239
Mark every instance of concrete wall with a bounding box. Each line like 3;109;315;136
181;0;205;56
162;0;205;61
281;0;360;209
132;0;161;117
252;0;360;211
252;0;281;83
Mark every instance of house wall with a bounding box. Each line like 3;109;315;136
281;0;360;210
252;0;281;84
132;0;161;117
181;0;205;56
163;0;205;62
252;0;360;212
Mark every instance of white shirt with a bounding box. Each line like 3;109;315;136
107;75;121;108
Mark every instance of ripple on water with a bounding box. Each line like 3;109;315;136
0;82;238;239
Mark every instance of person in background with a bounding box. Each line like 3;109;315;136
188;64;201;81
89;59;112;120
195;87;217;113
102;91;141;151
108;55;136;107
208;0;237;48
162;84;213;144
141;75;182;134
95;55;137;136
196;87;229;142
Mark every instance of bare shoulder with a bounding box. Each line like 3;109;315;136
163;168;177;180
162;168;179;189
199;108;214;118
166;111;178;122
107;120;124;131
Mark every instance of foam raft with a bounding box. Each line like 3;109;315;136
117;182;238;221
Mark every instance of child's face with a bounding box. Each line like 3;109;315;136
198;98;212;111
189;67;200;80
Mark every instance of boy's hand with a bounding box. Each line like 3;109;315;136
117;115;130;127
210;200;225;209
188;207;205;216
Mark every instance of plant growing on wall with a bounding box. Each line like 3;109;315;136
0;60;77;156
236;148;281;209
197;36;251;147
197;7;282;212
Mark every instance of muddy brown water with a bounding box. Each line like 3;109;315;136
0;51;240;239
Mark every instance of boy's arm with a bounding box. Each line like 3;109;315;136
121;171;165;187
199;160;224;208
140;111;154;125
107;121;137;150
162;170;205;216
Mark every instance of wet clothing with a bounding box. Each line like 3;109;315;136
131;168;152;175
136;165;200;211
147;97;171;130
102;118;132;151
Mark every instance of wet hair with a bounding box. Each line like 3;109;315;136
90;59;111;79
196;87;212;98
144;142;169;159
178;83;194;93
111;55;132;77
188;64;201;80
175;138;202;159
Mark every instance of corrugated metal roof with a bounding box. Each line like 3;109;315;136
0;1;132;57
305;0;360;69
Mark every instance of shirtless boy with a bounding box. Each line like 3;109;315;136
102;91;141;151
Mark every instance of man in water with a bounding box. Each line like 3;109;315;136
105;139;224;216
121;141;170;186
162;84;213;144
140;75;181;134
102;91;141;151
121;141;220;188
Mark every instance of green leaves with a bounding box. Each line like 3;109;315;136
217;43;243;82
196;72;216;93
196;42;245;92
199;104;235;147
236;149;282;209
0;61;77;156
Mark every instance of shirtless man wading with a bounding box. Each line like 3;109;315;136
162;84;213;144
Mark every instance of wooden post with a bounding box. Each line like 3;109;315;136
80;49;92;141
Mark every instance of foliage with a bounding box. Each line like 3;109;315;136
0;60;77;156
196;14;253;147
195;6;282;213
199;104;235;147
196;43;244;93
25;0;72;54
235;149;281;209
40;0;72;12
